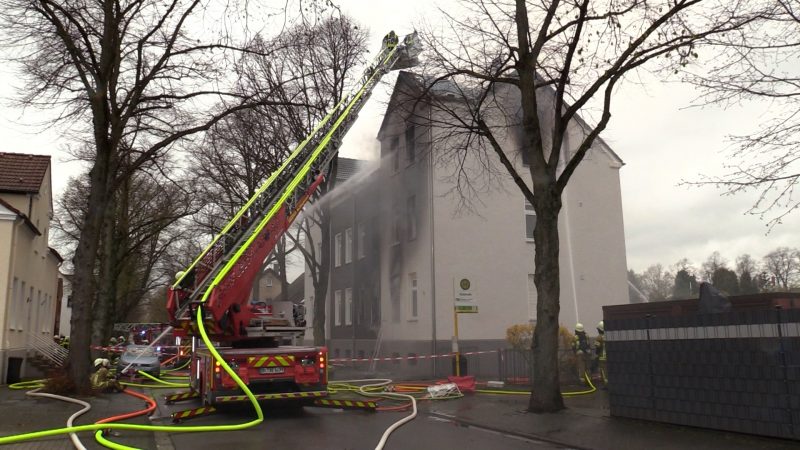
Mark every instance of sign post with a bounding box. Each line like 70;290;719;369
453;276;478;376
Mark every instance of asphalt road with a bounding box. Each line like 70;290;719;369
160;402;562;450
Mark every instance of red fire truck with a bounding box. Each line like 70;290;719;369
165;31;420;410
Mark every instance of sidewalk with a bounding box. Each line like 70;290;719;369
423;387;799;450
0;385;157;449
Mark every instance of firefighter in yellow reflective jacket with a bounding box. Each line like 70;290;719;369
594;321;607;386
382;31;398;50
572;323;591;384
90;358;123;392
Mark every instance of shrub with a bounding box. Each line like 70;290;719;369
505;323;578;384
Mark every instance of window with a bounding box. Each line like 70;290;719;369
525;200;536;240
407;195;417;240
266;277;273;287
392;204;401;245
527;274;537;321
391;137;400;172
334;233;342;267
345;288;353;326
345;228;353;264
405;125;416;164
10;278;18;330
357;222;366;259
334;290;342;326
410;273;418;319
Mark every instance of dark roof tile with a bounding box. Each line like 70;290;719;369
0;152;51;193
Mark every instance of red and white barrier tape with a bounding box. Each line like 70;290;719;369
329;349;498;364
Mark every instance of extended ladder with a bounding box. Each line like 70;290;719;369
168;31;420;338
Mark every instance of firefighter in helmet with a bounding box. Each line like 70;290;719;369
90;358;123;392
572;323;591;384
594;321;607;386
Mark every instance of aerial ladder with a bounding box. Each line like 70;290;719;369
164;31;420;413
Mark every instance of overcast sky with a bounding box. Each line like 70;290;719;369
2;0;798;275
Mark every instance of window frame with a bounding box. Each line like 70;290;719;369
357;222;366;259
345;288;353;326
334;232;342;267
334;290;342;326
409;273;418;319
524;200;536;241
345;228;353;264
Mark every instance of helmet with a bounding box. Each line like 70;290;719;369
575;323;584;333
175;270;185;281
94;358;104;367
597;321;605;333
102;359;111;367
110;337;118;344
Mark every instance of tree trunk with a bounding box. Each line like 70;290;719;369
67;159;112;392
528;190;565;413
277;236;290;302
92;196;117;349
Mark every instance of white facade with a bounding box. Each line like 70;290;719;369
303;74;628;373
0;155;62;383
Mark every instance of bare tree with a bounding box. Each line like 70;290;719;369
0;0;314;389
416;0;758;411
238;16;368;345
687;1;800;227
735;253;760;294
762;246;800;290
701;251;727;281
53;165;195;348
640;264;674;301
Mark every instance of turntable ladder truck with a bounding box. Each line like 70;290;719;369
166;31;420;409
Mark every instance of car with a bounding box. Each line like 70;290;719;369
117;345;161;378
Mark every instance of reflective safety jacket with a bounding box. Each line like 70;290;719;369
594;334;606;361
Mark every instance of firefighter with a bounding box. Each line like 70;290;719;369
90;359;123;392
107;337;120;367
572;323;591;384
594;321;607;386
382;31;398;50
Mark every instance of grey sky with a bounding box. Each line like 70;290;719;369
1;0;797;275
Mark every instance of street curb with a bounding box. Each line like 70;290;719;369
425;410;591;450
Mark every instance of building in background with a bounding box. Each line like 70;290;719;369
304;72;628;377
0;152;62;383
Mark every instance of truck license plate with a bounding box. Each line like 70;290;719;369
259;367;284;374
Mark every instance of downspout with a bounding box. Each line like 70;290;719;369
428;107;437;377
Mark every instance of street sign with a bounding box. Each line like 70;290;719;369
454;276;478;313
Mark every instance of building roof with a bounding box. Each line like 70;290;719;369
335;157;368;183
377;72;624;166
0;152;51;194
287;274;304;304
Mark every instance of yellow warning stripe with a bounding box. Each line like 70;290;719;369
315;399;376;409
172;406;216;419
165;392;198;401
216;391;326;403
247;355;295;367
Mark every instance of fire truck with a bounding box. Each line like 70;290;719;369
166;31;420;408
